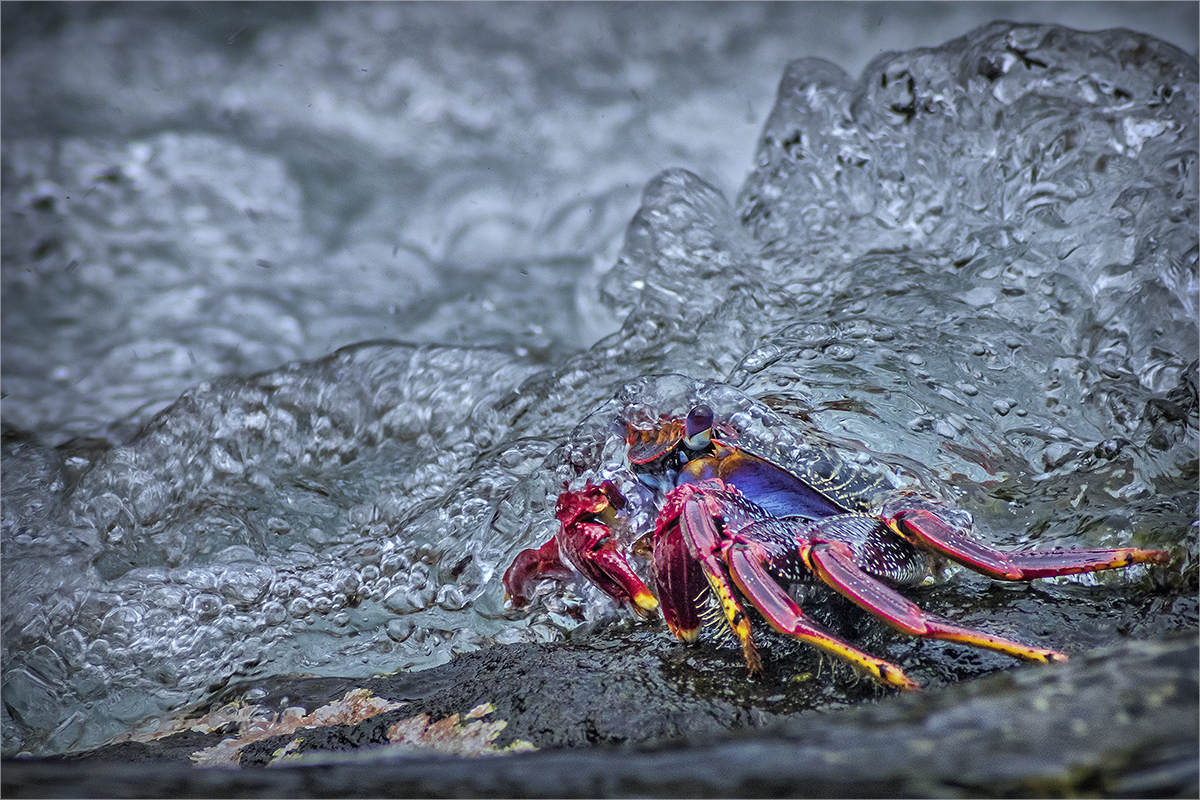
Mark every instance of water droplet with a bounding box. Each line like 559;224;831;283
957;381;979;396
262;601;288;627
286;597;312;618
26;646;68;685
218;564;271;607
738;345;781;373
992;398;1016;416
191;594;222;623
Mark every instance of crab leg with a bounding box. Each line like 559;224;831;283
651;518;706;642
677;494;763;675
888;508;1171;581
801;536;1068;664
723;537;920;691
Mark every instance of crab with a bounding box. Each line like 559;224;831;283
504;403;1172;690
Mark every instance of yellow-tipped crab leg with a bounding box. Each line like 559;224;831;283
883;505;1170;581
799;529;1067;663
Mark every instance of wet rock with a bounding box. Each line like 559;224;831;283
3;633;1195;798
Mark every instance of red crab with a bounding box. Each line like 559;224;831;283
504;404;1171;690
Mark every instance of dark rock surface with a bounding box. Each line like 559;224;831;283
5;631;1197;798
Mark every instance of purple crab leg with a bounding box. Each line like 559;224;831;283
887;508;1171;580
800;534;1068;664
724;535;920;691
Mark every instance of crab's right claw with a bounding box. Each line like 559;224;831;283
555;482;658;615
503;537;574;607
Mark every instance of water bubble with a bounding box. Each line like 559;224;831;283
738;345;781;373
52;629;88;670
1042;443;1074;470
992;398;1016;416
286;597;313;618
84;638;112;667
386;618;414;642
383;587;421;615
25;646;68;685
380;552;409;578
71;665;108;701
826;344;857;362
100;607;142;644
261;601;288;627
436;585;468;611
190;594;222;622
933;420;958;439
218;564;272;607
146;584;187;612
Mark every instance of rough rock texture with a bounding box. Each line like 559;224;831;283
4;632;1196;797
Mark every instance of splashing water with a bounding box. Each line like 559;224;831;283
2;19;1196;757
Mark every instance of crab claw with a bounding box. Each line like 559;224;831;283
503;537;574;607
556;482;659;614
505;483;659;613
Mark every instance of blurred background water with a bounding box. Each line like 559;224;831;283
2;2;1197;758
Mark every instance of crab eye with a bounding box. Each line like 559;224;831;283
684;405;715;448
